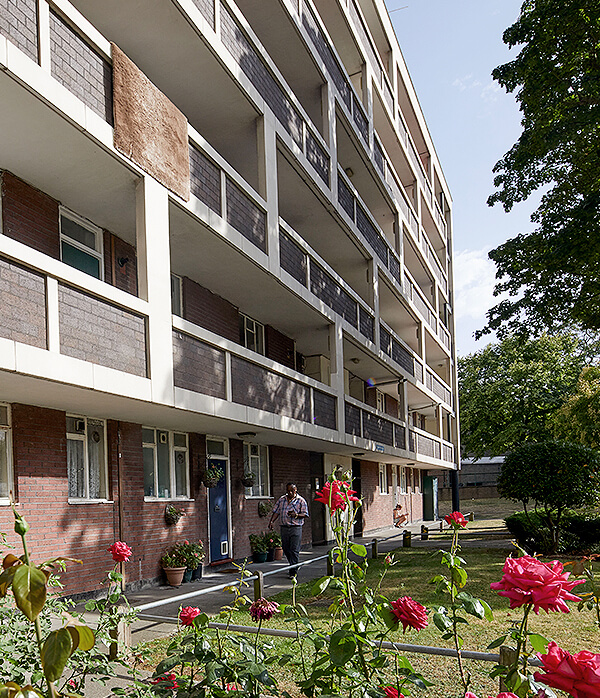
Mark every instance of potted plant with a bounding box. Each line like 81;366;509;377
249;533;269;563
258;500;273;518
202;462;225;488
265;530;283;561
160;545;188;587
164;504;185;526
241;470;255;488
175;539;205;581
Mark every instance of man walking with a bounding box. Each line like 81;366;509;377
268;482;309;578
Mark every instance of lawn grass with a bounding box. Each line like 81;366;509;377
139;542;600;698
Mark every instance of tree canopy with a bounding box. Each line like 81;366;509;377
458;334;586;457
479;1;600;338
552;366;600;448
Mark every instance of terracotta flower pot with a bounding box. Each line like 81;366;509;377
273;547;284;561
163;566;186;587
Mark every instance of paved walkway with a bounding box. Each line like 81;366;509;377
80;519;512;696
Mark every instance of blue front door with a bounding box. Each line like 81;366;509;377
208;458;229;561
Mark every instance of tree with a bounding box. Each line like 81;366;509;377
458;334;585;458
498;441;600;553
479;1;600;339
552;366;600;448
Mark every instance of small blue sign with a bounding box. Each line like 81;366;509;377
375;444;385;453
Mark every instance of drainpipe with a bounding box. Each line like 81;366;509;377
450;469;460;513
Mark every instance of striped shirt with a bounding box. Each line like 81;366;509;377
272;493;309;526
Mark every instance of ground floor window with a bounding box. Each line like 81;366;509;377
0;405;12;501
379;464;389;494
399;466;407;493
244;443;269;497
143;428;189;499
67;416;107;500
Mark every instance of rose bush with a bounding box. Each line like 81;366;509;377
179;606;201;627
314;480;359;512
490;555;584;613
445;511;468;528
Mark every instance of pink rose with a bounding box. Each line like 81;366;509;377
534;642;600;698
390;596;428;632
179;606;201;626
444;511;468;528
151;673;179;689
464;693;519;698
107;541;132;562
249;597;279;621
490;556;584;614
315;481;360;513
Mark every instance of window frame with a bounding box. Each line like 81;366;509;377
171;273;183;317
243;442;270;498
399;466;407;494
143;428;190;501
66;414;109;502
379;463;389;494
0;404;13;504
60;208;104;280
240;313;265;356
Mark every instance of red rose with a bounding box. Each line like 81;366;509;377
179;606;201;626
382;687;404;698
249;597;279;621
490;556;584;614
107;541;132;562
151;673;179;689
464;693;519;698
314;481;359;513
534;642;600;698
444;511;468;528
390;596;428;632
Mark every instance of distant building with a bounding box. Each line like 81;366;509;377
433;455;503;500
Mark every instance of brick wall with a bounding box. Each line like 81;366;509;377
356;203;387;265
265;325;295;369
279;230;307;287
220;2;303;147
362;412;393;445
49;9;113;123
380;324;414;376
0;257;47;348
384;394;399;419
313;390;336;429
189;144;221;214
306;131;329;186
310;262;357;328
230;444;312;559
0;0;37;61
103;231;138;296
359;306;374;342
1;171;60;258
231;356;310;421
225;177;267;252
182;276;239;342
172;330;226;398
190;0;214;28
58;284;147;376
345;402;361;437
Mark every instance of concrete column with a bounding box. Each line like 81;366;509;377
136;176;174;404
329;321;345;435
257;113;280;275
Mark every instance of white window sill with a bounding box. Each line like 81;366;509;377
143;497;194;503
244;495;271;500
68;498;114;505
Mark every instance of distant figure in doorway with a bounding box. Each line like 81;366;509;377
393;503;408;528
268;482;309;578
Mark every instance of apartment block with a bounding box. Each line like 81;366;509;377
0;0;459;595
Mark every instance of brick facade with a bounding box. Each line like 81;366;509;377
265;324;295;369
0;257;47;348
58;284;147;376
0;0;38;62
1;171;60;258
103;231;138;296
182;276;239;342
172;330;226;398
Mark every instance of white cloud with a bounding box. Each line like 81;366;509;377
452;74;482;92
480;81;501;102
453;248;500;355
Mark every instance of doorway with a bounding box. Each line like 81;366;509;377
206;439;230;562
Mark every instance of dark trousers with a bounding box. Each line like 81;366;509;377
280;525;303;575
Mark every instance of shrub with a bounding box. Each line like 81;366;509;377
506;510;600;555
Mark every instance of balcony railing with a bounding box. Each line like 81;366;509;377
279;221;375;344
173;317;338;431
345;397;406;450
409;427;454;464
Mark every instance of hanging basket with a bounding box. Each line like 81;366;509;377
202;474;221;488
241;476;255;488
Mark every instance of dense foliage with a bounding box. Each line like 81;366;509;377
480;0;600;338
498;441;600;553
552;366;600;448
458;334;585;457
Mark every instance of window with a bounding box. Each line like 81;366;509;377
379;463;389;494
143;428;189;499
243;442;269;497
60;210;103;280
399;466;406;493
171;274;182;316
0;405;12;501
376;390;385;412
414;468;421;493
67;416;107;500
240;314;264;355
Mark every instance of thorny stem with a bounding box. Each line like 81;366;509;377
515;603;533;671
449;526;469;693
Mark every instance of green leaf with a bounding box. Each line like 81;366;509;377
487;635;508;650
12;565;47;621
528;633;550;653
65;624;95;652
350;544;367;558
41;628;73;682
451;567;468;589
329;629;357;666
311;576;331;596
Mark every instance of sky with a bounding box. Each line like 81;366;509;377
383;0;536;356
